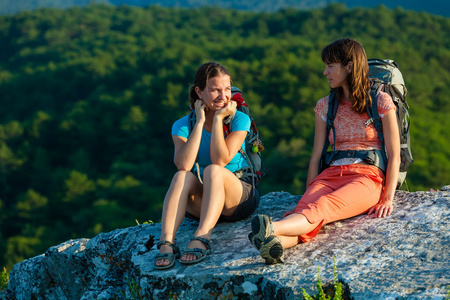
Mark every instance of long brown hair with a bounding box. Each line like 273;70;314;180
321;38;371;113
189;62;231;108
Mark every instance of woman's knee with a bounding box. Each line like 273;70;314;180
168;171;203;202
170;170;198;186
203;164;225;179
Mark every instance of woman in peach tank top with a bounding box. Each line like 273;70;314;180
248;38;401;264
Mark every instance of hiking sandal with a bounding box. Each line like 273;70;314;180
259;235;284;265
179;236;211;265
154;240;180;270
248;214;274;250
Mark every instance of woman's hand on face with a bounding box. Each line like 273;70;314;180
368;199;393;218
215;100;237;119
194;99;206;123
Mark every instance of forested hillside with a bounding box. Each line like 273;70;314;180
0;3;449;271
1;0;449;17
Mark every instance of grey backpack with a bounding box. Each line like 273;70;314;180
369;59;413;189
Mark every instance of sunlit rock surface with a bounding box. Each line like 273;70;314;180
2;186;449;299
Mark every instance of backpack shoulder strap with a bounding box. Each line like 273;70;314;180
186;110;203;182
188;110;196;134
319;91;338;172
325;91;338;150
366;82;384;145
366;82;388;169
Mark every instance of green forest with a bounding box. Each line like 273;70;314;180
2;0;450;18
0;3;449;271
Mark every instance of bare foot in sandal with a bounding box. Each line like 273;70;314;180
180;237;211;265
155;244;173;267
154;241;180;270
180;239;206;262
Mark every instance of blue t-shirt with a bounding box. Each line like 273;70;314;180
171;111;250;175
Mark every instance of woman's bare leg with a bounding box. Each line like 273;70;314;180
273;213;320;249
155;171;202;267
181;165;243;262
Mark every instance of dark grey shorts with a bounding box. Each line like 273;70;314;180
185;179;260;223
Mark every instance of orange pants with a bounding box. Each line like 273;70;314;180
285;164;384;243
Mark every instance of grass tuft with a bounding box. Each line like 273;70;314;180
301;257;345;300
0;267;9;291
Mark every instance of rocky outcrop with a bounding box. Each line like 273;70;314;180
2;187;450;299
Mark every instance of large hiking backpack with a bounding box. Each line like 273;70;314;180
368;59;413;188
319;59;413;189
188;87;264;189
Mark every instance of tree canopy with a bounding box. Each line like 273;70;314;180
1;0;449;18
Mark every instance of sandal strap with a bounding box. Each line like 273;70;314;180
182;248;206;258
190;236;210;250
156;240;180;254
155;252;177;260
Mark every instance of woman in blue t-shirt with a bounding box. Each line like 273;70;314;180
154;62;260;269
